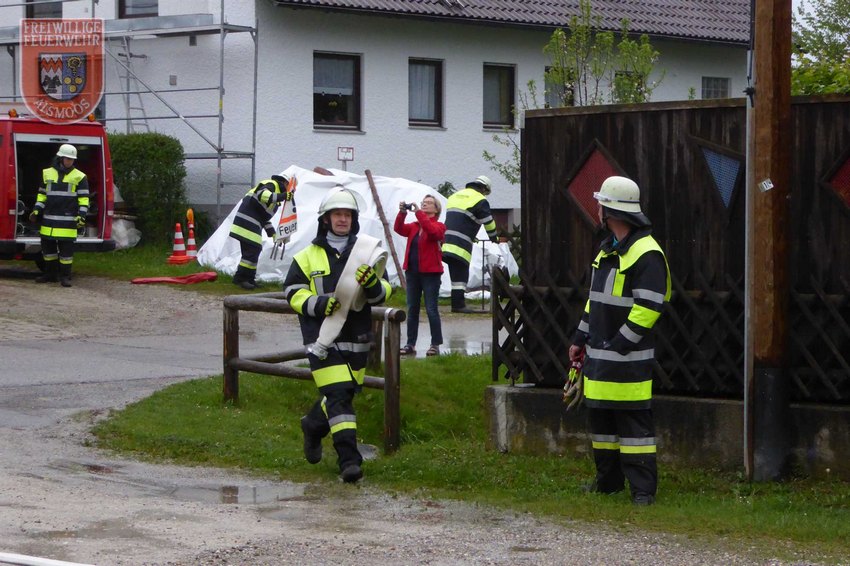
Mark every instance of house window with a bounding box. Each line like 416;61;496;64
314;53;361;129
119;0;158;18
409;59;443;127
26;0;62;18
702;77;730;99
483;64;515;129
544;66;574;108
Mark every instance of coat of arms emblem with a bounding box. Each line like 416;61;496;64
39;53;87;101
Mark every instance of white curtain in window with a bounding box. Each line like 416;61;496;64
314;57;354;96
409;63;436;121
484;67;507;123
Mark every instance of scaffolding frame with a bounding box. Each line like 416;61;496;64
0;0;259;223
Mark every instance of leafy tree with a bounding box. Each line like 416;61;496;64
792;0;850;94
483;0;662;185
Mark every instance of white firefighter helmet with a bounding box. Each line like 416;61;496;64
318;185;362;214
593;176;642;214
470;175;492;194
56;144;77;160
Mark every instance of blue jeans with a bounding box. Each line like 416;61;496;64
405;271;443;347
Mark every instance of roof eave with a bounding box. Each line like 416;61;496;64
267;1;749;46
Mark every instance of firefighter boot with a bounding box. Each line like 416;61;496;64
450;289;468;313
59;263;72;287
340;464;363;484
301;417;323;464
35;261;58;283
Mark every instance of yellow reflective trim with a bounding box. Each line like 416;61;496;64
612;271;625;297
592;441;620;451
442;243;471;262
40;226;77;238
620;444;656;454
584;377;652;402
584;300;590;314
447;187;485;209
351;366;365;386
230;224;262;244
312;365;353;388
381;279;392;300
289;289;311;314
330;421;357;434
628;304;661;329
294;245;331;295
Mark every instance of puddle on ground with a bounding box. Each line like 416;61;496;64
443;337;491;357
167;483;308;504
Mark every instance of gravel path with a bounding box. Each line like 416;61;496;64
0;268;810;565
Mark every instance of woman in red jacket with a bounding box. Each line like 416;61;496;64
394;194;446;356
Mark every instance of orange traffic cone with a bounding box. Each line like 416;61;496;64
166;223;191;265
186;228;198;260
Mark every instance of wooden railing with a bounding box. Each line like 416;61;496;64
222;292;406;453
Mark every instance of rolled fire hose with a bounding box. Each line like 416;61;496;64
308;234;388;360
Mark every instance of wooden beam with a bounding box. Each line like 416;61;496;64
745;0;793;480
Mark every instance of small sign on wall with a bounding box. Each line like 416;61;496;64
338;146;354;171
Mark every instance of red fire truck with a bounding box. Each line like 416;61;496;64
0;108;115;264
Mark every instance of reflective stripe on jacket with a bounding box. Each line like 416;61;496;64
36;167;89;241
229;179;283;246
442;187;497;264
573;229;671;409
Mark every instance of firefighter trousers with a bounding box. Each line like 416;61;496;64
588;406;657;498
444;255;470;310
41;238;75;278
235;240;261;283
302;347;366;472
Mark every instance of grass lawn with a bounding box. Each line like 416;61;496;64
93;354;850;565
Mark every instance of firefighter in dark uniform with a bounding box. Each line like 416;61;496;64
28;144;90;288
442;175;498;313
569;176;671;506
283;186;392;483
229;174;292;290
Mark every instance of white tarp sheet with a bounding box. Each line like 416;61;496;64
196;165;518;296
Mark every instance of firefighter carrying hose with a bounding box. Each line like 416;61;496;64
442;175;498;313
283;186;392;483
28;144;89;288
229;174;292;290
569;176;671;506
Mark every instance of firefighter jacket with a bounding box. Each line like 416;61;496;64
393;209;446;273
572;227;671;410
442;187;497;265
229;179;285;246
35;164;89;241
282;228;392;386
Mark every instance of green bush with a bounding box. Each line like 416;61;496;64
109;132;187;244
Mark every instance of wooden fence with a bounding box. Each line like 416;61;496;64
222;292;405;453
496;95;850;403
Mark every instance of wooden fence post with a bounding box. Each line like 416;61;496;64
383;308;402;453
223;304;239;402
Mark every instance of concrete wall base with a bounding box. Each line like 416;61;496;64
485;385;850;480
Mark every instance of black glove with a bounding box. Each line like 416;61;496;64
265;226;276;238
29;210;40;223
314;295;340;317
282;190;293;202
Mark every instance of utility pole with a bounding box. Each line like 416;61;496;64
744;0;793;481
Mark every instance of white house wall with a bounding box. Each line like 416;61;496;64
0;1;747;221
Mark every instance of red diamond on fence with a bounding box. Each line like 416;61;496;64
567;148;622;225
829;158;850;209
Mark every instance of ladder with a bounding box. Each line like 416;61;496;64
114;36;150;133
